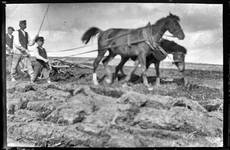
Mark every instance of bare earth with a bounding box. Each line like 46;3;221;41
6;57;223;147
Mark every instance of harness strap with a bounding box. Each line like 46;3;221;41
157;45;168;56
128;34;130;46
142;23;168;58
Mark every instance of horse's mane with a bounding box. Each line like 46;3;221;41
169;14;180;21
154;14;180;26
154;17;167;26
160;39;187;54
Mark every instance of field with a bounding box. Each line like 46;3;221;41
6;57;223;147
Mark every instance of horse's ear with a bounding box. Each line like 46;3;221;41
169;12;172;16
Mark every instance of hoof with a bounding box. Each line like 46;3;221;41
93;81;99;86
183;78;189;86
105;78;112;84
147;86;154;91
111;120;117;125
122;83;128;88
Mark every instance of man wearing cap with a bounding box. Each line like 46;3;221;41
11;20;38;82
6;26;15;72
33;36;52;83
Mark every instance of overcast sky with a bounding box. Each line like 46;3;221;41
6;3;223;64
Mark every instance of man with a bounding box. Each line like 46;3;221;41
11;20;38;82
6;26;15;72
33;36;51;83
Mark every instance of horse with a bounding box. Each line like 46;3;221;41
110;39;187;86
81;13;185;88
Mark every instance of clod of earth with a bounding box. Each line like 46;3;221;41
7;60;223;147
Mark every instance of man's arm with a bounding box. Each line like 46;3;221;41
13;31;27;52
34;47;48;63
28;33;39;46
5;44;12;54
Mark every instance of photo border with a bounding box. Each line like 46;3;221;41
1;0;229;149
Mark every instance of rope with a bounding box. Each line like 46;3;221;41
51;38;147;57
48;43;95;52
67;49;98;57
37;4;50;35
48;37;146;57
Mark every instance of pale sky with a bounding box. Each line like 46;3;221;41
6;3;223;65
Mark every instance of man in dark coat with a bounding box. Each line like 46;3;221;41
33;36;51;83
6;26;15;72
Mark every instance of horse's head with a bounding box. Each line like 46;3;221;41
165;13;185;40
172;51;186;72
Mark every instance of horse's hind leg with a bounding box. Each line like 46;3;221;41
92;49;107;85
154;61;160;86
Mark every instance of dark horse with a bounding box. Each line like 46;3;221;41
81;13;185;88
112;39;187;86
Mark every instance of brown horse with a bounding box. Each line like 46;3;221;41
110;39;187;86
81;13;185;88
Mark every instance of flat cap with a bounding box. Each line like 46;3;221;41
8;26;15;31
19;20;26;24
35;36;44;42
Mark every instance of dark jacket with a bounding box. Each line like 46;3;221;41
18;30;28;49
6;33;14;49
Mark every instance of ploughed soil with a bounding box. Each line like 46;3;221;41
6;60;223;147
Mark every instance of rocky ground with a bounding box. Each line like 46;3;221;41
6;60;223;147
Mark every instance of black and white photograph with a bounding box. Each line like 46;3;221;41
4;2;224;147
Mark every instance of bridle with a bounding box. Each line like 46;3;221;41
168;28;183;38
165;19;183;38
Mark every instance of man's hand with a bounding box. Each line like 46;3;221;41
48;61;52;70
24;53;30;57
35;34;39;39
19;47;28;53
22;49;31;57
6;47;12;55
46;59;52;70
44;59;49;63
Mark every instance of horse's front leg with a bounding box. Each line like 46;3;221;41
139;54;153;90
93;49;107;85
180;71;189;86
115;57;129;80
154;61;160;87
102;52;116;84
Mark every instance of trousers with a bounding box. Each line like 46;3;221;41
33;59;50;82
10;54;34;80
6;54;13;73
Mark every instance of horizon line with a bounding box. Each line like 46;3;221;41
48;56;223;66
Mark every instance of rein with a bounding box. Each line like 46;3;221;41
164;29;182;38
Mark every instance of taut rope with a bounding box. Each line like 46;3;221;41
37;4;50;35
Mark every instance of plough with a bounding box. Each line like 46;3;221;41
49;58;93;78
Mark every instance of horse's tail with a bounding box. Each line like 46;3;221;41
81;27;102;44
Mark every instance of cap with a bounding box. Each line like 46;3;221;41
19;20;26;25
8;26;15;31
35;36;44;42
